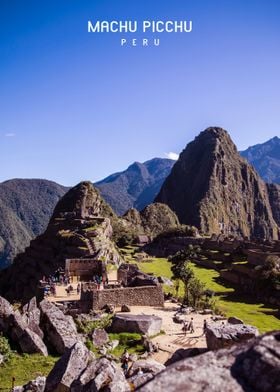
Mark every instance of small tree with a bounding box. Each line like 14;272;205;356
188;277;205;308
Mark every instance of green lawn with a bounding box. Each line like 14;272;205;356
0;354;58;391
137;258;280;333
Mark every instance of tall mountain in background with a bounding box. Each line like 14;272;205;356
95;158;175;215
156;127;279;240
0;179;68;269
240;136;280;184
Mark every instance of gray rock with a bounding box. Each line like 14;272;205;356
141;336;154;353
128;373;154;389
22;297;44;339
0;296;47;356
14;376;46;392
121;304;131;312
10;311;48;356
0;295;14;333
92;328;109;347
228;316;244;325
71;357;130;391
130;359;165;377
40;299;79;354
45;341;93;392
206;323;258;350
137;331;280;392
106;339;119;351
111;314;162;337
157;276;173;286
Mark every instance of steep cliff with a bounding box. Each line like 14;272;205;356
0;182;122;303
267;183;280;227
156;127;279;240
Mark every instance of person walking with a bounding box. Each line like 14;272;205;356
203;319;207;335
189;317;195;334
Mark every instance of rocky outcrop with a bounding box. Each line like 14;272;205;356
156;127;279;240
122;203;180;238
0;296;47;356
40;300;79;355
111;314;162;336
0;182;123;303
267;183;280;226
45;341;93;392
205;323;259;350
71;357;130;391
138;331;280;392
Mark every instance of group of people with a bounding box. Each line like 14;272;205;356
92;274;108;290
182;317;195;335
182;318;208;336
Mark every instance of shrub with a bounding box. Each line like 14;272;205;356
0;334;12;361
75;314;113;335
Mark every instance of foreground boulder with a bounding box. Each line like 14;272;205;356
71;357;130;391
0;295;14;333
45;341;93;392
206;323;258;350
13;376;46;392
138;331;280;392
111;314;162;337
22;297;44;339
92;328;109;348
0;296;47;356
40;300;79;354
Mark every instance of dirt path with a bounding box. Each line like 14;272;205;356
116;302;214;364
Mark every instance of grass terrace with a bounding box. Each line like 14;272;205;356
137;257;280;333
0;354;58;391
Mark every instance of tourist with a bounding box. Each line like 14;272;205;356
182;320;189;336
189;318;195;334
77;283;81;295
203;319;207;335
121;350;129;375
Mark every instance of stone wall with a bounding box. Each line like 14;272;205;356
80;285;164;311
246;249;280;266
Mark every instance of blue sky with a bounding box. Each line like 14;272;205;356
0;0;279;185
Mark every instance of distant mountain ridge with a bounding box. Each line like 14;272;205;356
1;137;280;269
0;179;68;269
95;158;175;215
240;136;280;184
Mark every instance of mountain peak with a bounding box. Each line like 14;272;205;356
156;127;278;240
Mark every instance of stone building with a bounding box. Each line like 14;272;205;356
65;258;106;282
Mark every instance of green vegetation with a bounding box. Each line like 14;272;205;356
0;335;12;362
75;314;113;335
85;332;145;359
0;354;58;390
108;333;144;357
137;257;280;333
